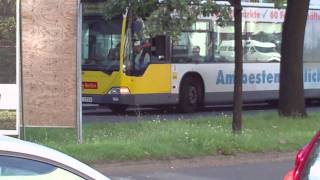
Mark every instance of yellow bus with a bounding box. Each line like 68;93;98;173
82;2;320;113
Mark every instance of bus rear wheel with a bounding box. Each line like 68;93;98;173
179;77;203;113
109;105;127;114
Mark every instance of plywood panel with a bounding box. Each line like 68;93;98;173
22;0;77;127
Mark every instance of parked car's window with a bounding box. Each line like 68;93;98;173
301;139;320;180
215;21;282;63
0;155;84;179
254;46;276;53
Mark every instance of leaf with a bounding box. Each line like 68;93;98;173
100;0;232;38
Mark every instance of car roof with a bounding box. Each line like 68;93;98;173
247;40;276;48
220;40;276;48
0;135;109;180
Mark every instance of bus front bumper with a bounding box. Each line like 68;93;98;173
82;94;134;106
82;93;178;106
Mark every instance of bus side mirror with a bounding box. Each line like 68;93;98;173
159;55;165;61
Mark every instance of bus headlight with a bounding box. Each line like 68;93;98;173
108;87;131;95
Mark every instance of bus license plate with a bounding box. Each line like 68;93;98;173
82;97;93;103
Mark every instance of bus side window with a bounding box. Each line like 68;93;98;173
172;33;191;63
151;36;167;62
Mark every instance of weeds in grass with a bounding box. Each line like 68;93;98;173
26;112;319;163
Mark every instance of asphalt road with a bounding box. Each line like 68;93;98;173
109;160;292;180
83;101;320;123
167;160;292;180
82;103;272;123
94;153;295;180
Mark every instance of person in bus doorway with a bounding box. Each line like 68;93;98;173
107;43;120;61
133;40;150;71
191;46;203;63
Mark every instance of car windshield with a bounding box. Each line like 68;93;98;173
254;46;276;53
82;16;122;73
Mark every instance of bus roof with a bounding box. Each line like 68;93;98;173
216;1;320;10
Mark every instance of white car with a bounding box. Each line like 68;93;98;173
0;135;110;180
218;40;280;62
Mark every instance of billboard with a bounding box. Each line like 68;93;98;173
21;0;77;127
0;0;19;135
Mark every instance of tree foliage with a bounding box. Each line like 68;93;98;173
0;0;15;45
101;0;230;38
0;17;15;42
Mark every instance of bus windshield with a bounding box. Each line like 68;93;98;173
82;16;122;73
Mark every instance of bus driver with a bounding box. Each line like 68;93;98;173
133;40;150;70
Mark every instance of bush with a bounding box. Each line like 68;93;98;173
0;17;16;46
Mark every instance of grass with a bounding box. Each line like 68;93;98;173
25;112;320;163
0;110;16;130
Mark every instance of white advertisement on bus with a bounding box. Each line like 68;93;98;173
172;63;320;94
229;7;320;23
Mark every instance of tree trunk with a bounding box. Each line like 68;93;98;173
232;0;243;134
278;0;309;117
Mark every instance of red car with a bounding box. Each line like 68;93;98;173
284;130;320;180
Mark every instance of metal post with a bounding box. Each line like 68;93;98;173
76;0;83;144
18;0;25;140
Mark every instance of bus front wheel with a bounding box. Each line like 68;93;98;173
179;77;203;113
109;105;127;114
